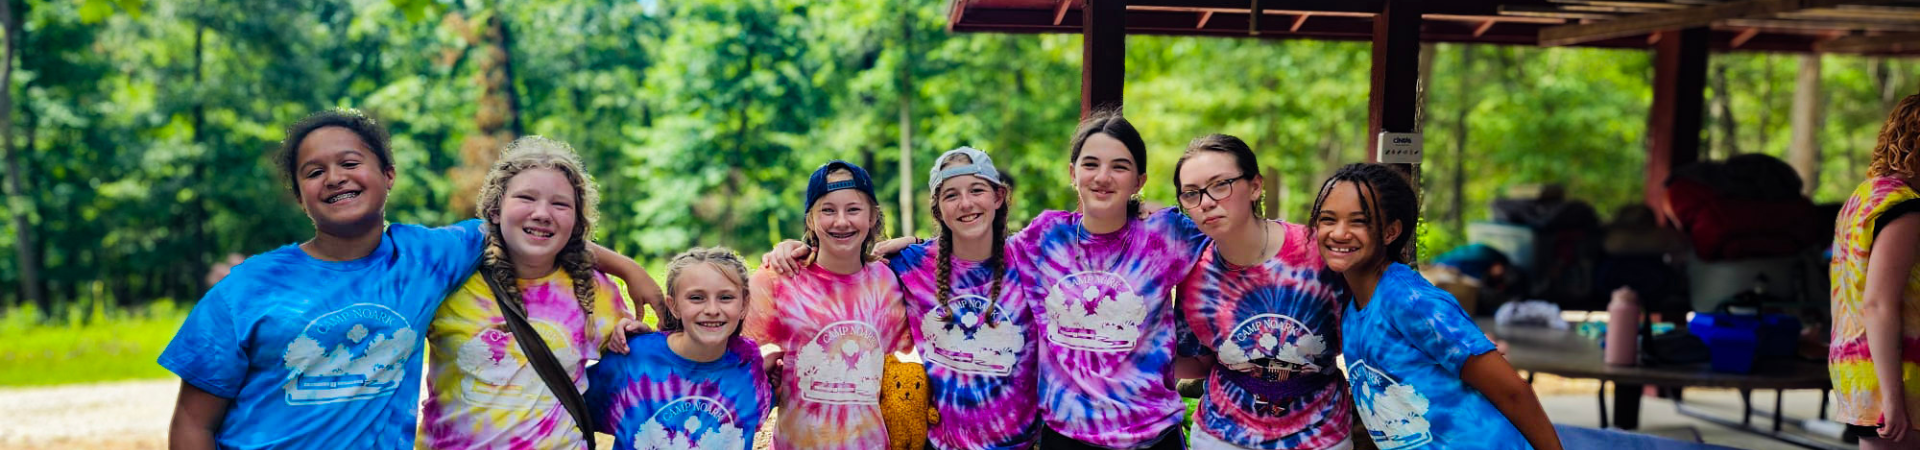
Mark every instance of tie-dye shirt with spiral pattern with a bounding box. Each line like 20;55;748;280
1012;209;1206;449
1343;263;1527;450
418;270;629;450
586;332;771;450
1829;176;1920;429
887;240;1040;450
744;262;909;450
1176;220;1353;449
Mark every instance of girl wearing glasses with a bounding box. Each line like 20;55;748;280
1170;134;1353;450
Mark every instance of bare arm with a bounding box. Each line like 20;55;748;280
1461;352;1562;450
168;381;230;450
1865;214;1920;441
1172;355;1214;379
592;243;665;353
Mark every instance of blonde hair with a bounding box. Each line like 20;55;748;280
658;247;751;336
802;167;887;263
1871;93;1920;180
476;136;602;318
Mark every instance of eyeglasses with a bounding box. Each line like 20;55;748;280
1177;175;1248;208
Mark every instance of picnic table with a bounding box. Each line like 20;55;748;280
1477;318;1837;450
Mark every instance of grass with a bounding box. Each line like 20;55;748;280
0;300;189;387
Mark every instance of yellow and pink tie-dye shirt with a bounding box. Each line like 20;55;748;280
1830;176;1920;428
744;262;909;450
418;270;629;449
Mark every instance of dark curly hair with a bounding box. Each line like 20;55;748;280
1309;163;1418;266
276;109;394;197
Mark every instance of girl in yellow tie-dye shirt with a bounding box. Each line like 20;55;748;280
417;137;648;449
1832;93;1920;449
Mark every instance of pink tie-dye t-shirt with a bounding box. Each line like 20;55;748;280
1013;209;1206;448
745;262;909;450
419;270;629;450
1176;220;1353;449
887;240;1040;450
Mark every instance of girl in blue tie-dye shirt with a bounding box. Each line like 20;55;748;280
1310;163;1560;450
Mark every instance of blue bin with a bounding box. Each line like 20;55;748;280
1758;314;1801;358
1690;314;1760;373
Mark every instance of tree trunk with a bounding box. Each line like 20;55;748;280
1788;54;1822;195
1;0;45;313
450;9;523;217
1451;46;1473;235
1710;61;1735;159
897;4;914;237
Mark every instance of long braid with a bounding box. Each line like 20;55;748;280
983;198;1010;327
936;228;956;322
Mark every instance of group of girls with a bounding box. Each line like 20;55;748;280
160;105;1572;450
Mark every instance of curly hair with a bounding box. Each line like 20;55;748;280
277;109;393;197
476;136;602;319
657;247;752;340
928;154;1010;327
1309;163;1418;267
802;167;888;264
1870;93;1920;180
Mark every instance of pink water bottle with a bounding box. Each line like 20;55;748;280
1606;287;1641;366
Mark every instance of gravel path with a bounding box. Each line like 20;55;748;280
0;379;175;450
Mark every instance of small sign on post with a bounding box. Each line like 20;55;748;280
1375;132;1423;164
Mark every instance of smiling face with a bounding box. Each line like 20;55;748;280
808;171;878;263
497;167;579;276
1071;133;1143;221
1176;151;1261;238
294;126;394;237
935;174;1006;245
1313;181;1399;274
667;262;747;348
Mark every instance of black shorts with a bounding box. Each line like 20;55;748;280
1040;424;1184;450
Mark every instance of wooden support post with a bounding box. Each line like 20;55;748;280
1369;0;1421;261
1646;27;1708;226
1082;0;1125;116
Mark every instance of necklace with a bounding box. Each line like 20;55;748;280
1223;220;1272;269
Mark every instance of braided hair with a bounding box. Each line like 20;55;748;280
1308;163;1418;267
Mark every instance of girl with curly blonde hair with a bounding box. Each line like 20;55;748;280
418;136;652;449
1832;93;1920;449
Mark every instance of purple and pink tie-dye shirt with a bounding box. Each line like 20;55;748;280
419;270;629;450
744;262;909;450
887;240;1040;450
1176;220;1353;449
1013;209;1206;448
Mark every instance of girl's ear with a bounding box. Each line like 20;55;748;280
1383;219;1404;250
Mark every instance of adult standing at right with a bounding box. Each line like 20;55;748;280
1833;92;1920;450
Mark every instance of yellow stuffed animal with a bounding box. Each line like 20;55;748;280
880;354;939;450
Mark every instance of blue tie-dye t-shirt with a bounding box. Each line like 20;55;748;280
1342;263;1529;450
586;332;771;450
158;220;485;450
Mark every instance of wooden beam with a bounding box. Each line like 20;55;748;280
1499;5;1621;20
1723;17;1920;32
1816;32;1920;52
1292;13;1311;31
1649;30;1663;44
1369;0;1423;262
1198;10;1214;28
1539;0;1876;46
948;0;970;31
1082;0;1125;116
1731;27;1763;46
1474;19;1498;36
1646;27;1709;223
1054;0;1073;26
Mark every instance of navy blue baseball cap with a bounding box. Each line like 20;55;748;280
805;160;876;212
